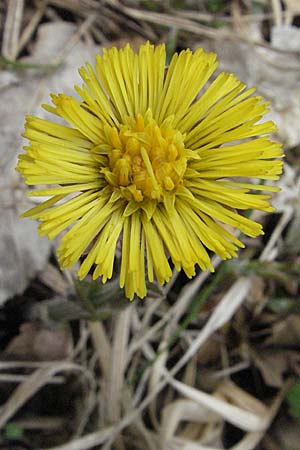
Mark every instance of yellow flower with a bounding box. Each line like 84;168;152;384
17;42;283;300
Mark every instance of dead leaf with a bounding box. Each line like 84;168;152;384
272;416;300;450
196;337;221;366
265;314;300;347
251;349;288;387
4;322;72;360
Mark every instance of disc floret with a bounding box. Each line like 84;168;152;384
100;111;188;203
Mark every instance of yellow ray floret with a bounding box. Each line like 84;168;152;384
17;41;283;300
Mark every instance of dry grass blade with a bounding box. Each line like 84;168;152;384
230;380;293;450
148;349;168;431
14;416;65;431
47;426;115;450
0;362;95;430
89;320;111;379
128;257;220;362
284;0;300;24
17;2;45;55
2;0;24;60
0;374;64;383
167;378;267;432
168;443;221;450
175;9;289;24
159;380;291;449
165;256;221;332
66;268;259;449
260;209;293;262
108;1;225;40
83;277;254;448
48;0;100;12
106;306;133;422
160;399;220;441
167;277;252;377
272;0;283;25
0;2;293;449
107;0;299;54
127;298;168;359
218;381;268;417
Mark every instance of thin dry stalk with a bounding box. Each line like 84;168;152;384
18;2;46;55
14;416;65;431
230;380;293;450
106;0;299;54
284;0;300;24
47;426;114;450
60;277;253;449
174;9;289;24
106;306;132;423
0;374;64;383
259;209;293;262
0;362;95;430
89;320;111;379
127;257;220;362
271;0;283;26
57;202;287;449
2;0;24;60
164;255;221;334
52;14;96;65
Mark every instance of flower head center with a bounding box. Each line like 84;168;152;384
102;112;187;202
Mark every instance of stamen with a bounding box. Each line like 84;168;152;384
140;146;160;194
104;112;188;202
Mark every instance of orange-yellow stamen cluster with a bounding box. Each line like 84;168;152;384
100;112;188;202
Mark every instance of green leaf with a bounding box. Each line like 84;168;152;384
286;382;300;420
267;297;300;315
4;423;24;440
74;278;130;320
207;0;225;13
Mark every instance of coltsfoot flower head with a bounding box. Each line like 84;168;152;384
17;42;283;300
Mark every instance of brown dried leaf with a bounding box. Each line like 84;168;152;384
4;322;72;361
251;349;288;387
265;315;300;347
272;416;300;450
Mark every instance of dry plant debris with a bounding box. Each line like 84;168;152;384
0;1;299;449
